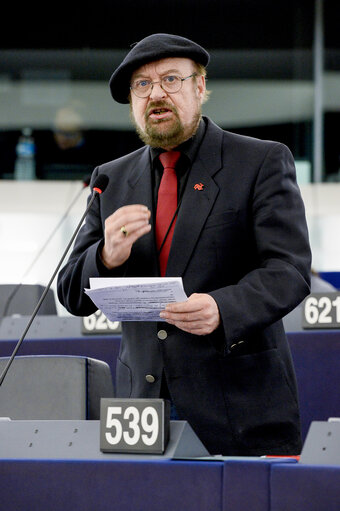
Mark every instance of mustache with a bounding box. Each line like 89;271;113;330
145;101;178;118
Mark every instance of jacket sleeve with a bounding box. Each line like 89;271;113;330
209;142;311;349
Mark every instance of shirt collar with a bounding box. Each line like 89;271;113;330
150;118;206;167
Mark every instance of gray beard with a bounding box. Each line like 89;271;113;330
131;104;202;149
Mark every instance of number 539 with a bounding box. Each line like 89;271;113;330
105;405;159;446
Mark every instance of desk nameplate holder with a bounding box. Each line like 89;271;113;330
0;419;209;460
299;421;340;466
100;398;170;454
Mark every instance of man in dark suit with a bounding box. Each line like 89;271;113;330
58;34;311;455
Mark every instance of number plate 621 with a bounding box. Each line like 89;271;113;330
302;292;340;329
100;398;170;454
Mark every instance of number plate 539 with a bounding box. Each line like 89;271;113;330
100;398;170;454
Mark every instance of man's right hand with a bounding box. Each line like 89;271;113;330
101;204;151;269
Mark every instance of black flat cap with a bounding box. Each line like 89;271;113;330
109;33;210;104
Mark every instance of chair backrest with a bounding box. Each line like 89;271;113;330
0;284;57;318
0;355;114;420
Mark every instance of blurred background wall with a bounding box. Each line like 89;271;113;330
0;0;339;314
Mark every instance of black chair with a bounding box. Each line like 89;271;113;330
0;355;114;420
0;284;57;318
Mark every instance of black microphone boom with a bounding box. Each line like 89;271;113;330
0;174;109;386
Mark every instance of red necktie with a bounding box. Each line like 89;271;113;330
156;151;181;276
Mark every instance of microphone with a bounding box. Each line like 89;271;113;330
0;173;109;386
1;174;92;321
82;174;92;187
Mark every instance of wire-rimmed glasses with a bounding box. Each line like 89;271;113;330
130;73;197;98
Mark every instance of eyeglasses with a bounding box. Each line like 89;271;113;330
130;73;197;98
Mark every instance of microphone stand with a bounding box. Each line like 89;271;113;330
0;187;101;386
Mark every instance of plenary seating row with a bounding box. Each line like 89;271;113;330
0;421;339;511
0;329;339;444
0;285;339;511
0;281;339;438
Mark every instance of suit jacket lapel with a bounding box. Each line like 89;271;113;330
166;120;223;277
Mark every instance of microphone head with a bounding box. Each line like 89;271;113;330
93;174;109;194
82;174;92;187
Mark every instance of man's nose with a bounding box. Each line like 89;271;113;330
149;81;167;100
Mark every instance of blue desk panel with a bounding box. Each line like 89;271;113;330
287;330;340;441
270;463;340;511
0;459;223;511
1;455;338;511
222;458;297;511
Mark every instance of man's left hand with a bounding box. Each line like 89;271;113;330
160;293;220;335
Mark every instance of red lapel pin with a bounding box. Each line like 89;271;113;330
194;183;204;191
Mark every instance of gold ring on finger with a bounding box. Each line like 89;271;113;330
120;225;128;237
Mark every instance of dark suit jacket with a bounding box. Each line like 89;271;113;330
58;117;311;455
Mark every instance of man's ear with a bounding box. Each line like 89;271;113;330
196;74;206;102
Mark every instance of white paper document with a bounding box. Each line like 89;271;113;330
85;277;188;322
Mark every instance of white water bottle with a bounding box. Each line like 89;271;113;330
14;128;36;180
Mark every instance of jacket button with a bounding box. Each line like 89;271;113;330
157;329;168;340
230;340;245;352
145;374;155;383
